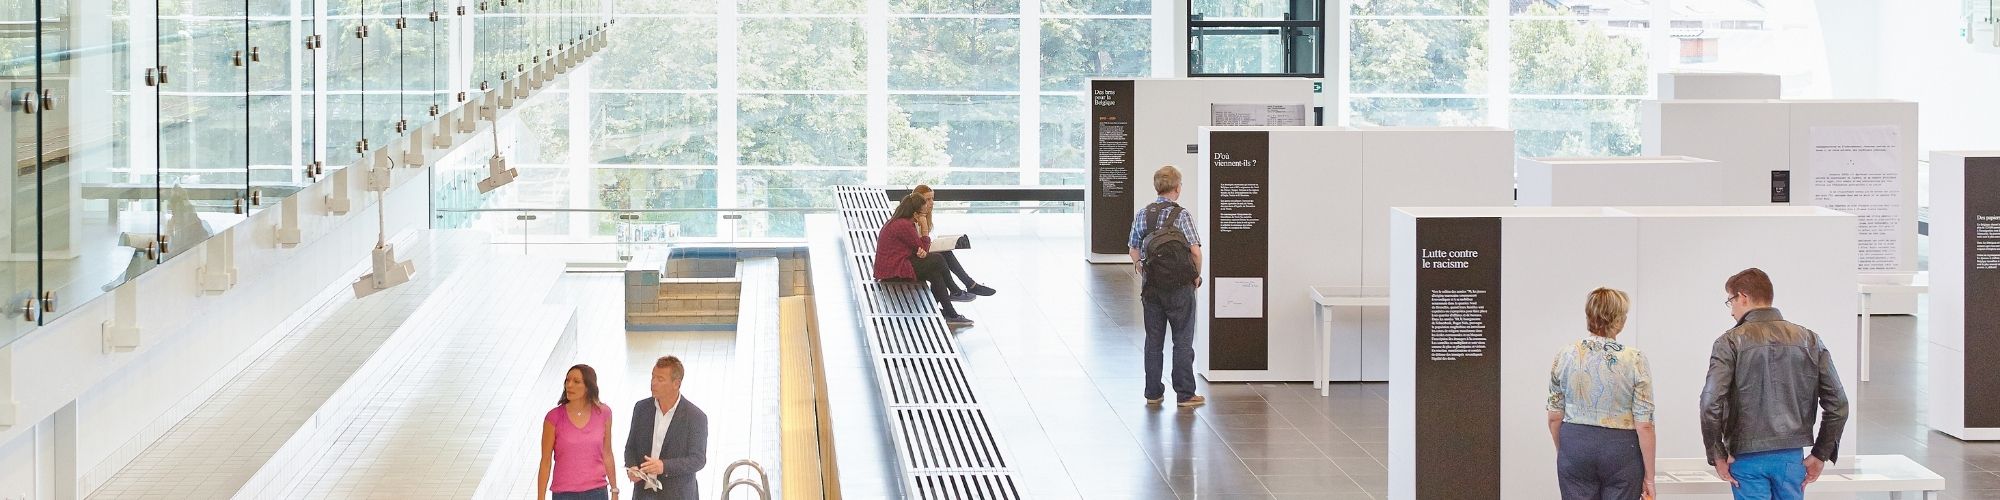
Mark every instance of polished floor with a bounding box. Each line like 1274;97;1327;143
925;212;2000;500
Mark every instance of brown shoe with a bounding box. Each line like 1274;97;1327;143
1146;397;1164;406
1177;395;1206;407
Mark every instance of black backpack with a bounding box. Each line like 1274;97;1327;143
1140;202;1197;290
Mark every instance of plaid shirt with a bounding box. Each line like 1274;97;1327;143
1128;197;1200;259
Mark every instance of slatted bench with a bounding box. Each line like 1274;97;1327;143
832;185;1023;500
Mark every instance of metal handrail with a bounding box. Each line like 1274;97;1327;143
719;459;771;500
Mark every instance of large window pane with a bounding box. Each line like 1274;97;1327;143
1351;19;1486;94
739;19;865;91
1039;95;1086;169
590;168;719;237
1350;97;1486;126
1043;0;1146;15
890;0;1017;15
1511;99;1640;158
1189;27;1320;75
159;20;246;93
741;0;865;14
591;93;718;165
616;0;712;14
595;18;717;90
1192;0;1317;20
516;92;571;164
889;18;1019;91
1351;0;1481;16
1511;20;1647;95
737;169;865;237
249;95;294;166
1512;0;1650;17
1040;18;1149;91
887;170;1022;186
890;95;1020;168
738;94;867;167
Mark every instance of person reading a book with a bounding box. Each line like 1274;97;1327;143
1547;287;1656;500
912;185;997;302
872;192;973;326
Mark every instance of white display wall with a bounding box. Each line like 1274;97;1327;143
1657;72;1783;100
1516;156;1770;207
1928;151;2000;441
1084;78;1316;264
1191;127;1514;383
1388;206;1861;500
1641;99;1921;314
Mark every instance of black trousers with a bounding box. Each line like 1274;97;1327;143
1556;422;1644;500
910;254;957;316
938;251;978;293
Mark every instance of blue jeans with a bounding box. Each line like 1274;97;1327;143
1731;448;1805;500
553;486;608;500
1142;285;1197;402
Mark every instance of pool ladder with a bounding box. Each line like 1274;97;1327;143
720;459;771;500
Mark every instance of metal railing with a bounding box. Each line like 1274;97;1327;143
720;459;772;500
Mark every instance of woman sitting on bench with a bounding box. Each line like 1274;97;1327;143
873;193;974;327
912;184;997;302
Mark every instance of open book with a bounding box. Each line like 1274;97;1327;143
929;234;972;253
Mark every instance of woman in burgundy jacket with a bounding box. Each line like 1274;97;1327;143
873;193;973;326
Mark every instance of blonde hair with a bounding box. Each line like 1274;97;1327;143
1584;288;1630;337
1153;166;1182;195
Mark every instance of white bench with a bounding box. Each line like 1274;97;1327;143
1656;455;1944;499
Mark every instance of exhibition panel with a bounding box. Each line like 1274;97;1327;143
1928;151;2000;441
1083;78;1314;263
1193;126;1513;383
1655;71;1782;100
1642;99;1921;315
1389;206;1860;500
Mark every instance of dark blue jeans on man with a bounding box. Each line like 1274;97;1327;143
1142;285;1197;402
1731;448;1806;500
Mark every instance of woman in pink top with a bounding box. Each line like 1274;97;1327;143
538;364;620;500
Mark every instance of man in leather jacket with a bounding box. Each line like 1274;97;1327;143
1700;268;1849;500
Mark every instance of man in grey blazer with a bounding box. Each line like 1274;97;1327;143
625;356;709;500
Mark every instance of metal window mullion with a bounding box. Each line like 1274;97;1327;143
1486;0;1509;129
866;0;889;184
717;0;738;231
1334;0;1352;125
1648;0;1672;95
567;53;592;240
1019;0;1040;187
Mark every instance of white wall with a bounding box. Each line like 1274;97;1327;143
1828;0;2000;153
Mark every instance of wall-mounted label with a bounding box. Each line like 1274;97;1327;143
1210;103;1311;127
1208;130;1270;370
1091;80;1136;256
1967;157;2000;427
1415;217;1502;499
1808;126;1907;272
1771;170;1791;203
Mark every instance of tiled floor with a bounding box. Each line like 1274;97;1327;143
88;232;486;500
929;212;2000;500
484;273;745;498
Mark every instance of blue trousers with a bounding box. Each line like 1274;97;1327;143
1731;448;1806;500
1142;285;1197;402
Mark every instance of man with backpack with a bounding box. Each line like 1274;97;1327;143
1128;165;1205;408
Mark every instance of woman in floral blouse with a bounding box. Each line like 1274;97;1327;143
1547;288;1656;500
